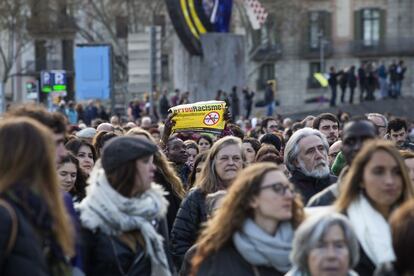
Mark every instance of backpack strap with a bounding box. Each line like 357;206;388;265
0;199;18;255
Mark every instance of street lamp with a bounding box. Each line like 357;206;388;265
319;31;327;73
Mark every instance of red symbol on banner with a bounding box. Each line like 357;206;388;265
203;112;220;126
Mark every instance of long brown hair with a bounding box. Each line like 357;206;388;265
196;136;244;194
191;163;304;274
336;139;414;213
126;127;185;198
0;117;74;256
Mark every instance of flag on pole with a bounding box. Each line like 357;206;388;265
313;72;329;87
242;0;268;30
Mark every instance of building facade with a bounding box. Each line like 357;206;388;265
248;0;414;113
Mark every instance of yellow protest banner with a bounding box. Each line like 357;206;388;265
313;72;329;87
169;101;226;133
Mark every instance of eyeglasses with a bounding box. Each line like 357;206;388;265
260;183;295;196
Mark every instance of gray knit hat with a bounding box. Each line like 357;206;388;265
101;136;157;172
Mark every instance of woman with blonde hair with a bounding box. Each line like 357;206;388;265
335;140;414;275
191;163;304;275
127;127;185;231
171;136;245;268
0;117;74;275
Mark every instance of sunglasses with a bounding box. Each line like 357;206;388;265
260;182;295;196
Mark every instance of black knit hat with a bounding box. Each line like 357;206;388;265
101;136;157;172
260;133;282;152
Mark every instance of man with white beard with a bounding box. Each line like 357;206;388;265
284;128;337;204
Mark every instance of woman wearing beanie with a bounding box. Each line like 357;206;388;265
78;136;172;276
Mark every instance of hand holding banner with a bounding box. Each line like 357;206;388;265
168;101;227;133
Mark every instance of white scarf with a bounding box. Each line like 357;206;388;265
77;165;171;276
347;194;396;266
233;218;293;272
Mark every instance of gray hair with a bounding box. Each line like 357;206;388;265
290;212;360;273
366;113;388;129
284;128;329;172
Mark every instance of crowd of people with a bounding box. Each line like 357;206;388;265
329;60;407;106
0;101;414;276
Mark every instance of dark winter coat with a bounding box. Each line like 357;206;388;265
230;91;240;118
81;228;152;276
289;170;337;205
358;67;367;86
348;69;357;88
196;242;285;276
306;183;338;207
339;72;348;89
355;246;376;276
82;217;173;276
243;90;254;108
264;86;274;103
343;211;376;276
307;166;349;207
159;96;170;117
0;199;50;276
84;105;98;126
329;71;342;87
170;188;207;268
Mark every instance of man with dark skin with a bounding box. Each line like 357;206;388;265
165;136;190;187
307;118;378;207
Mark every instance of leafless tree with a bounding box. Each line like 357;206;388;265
68;0;166;84
0;0;31;110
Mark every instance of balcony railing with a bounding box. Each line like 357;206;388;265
351;38;414;57
300;41;333;59
251;43;282;62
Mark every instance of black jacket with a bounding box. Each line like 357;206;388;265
196;242;284;276
307;166;348;207
355;246;376;276
170;188;207;268
306;183;338;207
81;228;151;276
0;199;50;276
82;217;173;276
289;170;337;205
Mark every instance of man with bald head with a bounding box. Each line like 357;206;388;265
328;140;342;167
307;118;377;206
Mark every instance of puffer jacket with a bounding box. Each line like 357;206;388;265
170;188;207;268
0;199;49;276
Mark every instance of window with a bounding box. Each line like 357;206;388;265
307;11;331;50
308;62;322;88
257;64;275;90
309;12;322;49
362;9;380;46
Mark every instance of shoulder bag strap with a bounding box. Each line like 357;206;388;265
0;199;18;255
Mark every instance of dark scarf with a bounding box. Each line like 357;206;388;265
6;183;71;276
